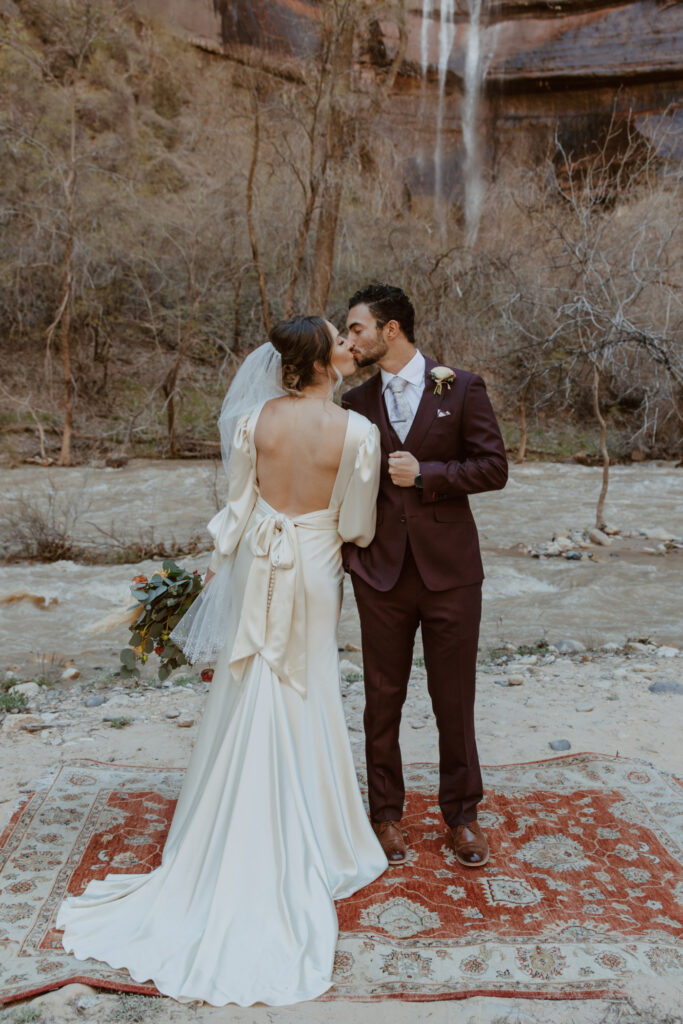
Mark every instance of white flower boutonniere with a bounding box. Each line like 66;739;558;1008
430;366;456;396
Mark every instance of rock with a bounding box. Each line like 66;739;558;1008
564;550;581;560
2;713;43;735
576;702;594;712
61;666;80;681
549;739;571;751
589;528;612;547
572;451;589;465
656;646;679;658
9;681;40;698
83;695;107;707
630;448;647;462
553;639;586;654
345;643;361;652
625;641;651;653
601;642;620;651
507;675;525;686
494;679;509;687
339;659;361;678
648;680;683;695
640;526;675;542
177;716;195;728
165;710;180;719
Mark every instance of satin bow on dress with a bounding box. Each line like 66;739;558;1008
230;500;340;698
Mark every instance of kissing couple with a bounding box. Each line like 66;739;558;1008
57;283;508;1006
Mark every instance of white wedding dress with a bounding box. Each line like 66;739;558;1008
57;404;387;1006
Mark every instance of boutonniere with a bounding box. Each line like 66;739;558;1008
430;366;456;396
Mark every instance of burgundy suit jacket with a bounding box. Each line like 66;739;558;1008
341;356;508;591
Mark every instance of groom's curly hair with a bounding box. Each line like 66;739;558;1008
348;284;416;345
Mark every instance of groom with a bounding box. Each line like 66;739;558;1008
342;284;508;869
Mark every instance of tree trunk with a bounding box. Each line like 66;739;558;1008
306;173;344;315
58;85;77;467
284;181;320;318
515;384;528;464
246;102;270;336
593;362;610;529
305;12;355;315
58;251;74;467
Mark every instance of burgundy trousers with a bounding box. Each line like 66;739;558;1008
351;544;483;828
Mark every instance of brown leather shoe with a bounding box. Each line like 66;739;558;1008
450;821;490;868
372;820;407;865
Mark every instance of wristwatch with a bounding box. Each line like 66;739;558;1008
414;472;423;490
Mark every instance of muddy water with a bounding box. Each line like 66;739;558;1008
0;461;681;669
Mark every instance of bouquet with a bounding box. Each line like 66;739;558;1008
120;560;203;682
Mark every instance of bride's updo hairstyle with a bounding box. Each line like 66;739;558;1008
269;315;335;395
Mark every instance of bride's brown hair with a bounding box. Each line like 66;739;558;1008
269;316;335;395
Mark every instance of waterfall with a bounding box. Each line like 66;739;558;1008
420;0;433;75
422;0;491;243
463;0;488;245
434;0;456;212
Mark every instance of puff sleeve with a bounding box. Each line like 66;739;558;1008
207;415;258;571
338;423;381;548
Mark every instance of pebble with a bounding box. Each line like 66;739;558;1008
2;714;43;734
344;643;361;652
576;702;594;712
177;717;195;728
508;675;525;686
656;646;679;658
553;639;586;654
549;739;571;751
648;681;683;695
565;551;581;560
589;528;612;546
165;710;180;719
494;679;508;687
9;682;40;698
639;526;676;542
83;695;107;707
61;667;81;681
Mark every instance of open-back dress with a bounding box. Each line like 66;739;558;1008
57;404;387;1006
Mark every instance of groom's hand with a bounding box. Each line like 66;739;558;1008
388;451;420;487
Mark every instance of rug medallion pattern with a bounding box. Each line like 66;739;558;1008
0;755;681;1004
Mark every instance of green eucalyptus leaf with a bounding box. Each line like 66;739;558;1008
120;648;136;669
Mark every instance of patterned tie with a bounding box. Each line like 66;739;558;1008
386;376;412;443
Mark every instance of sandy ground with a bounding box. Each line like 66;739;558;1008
1;461;682;1024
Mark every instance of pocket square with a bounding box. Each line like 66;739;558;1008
437;409;451;418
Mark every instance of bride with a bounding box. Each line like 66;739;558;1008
57;316;388;1006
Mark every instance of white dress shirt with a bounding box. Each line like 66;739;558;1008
380;349;426;431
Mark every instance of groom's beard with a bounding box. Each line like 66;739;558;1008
353;329;387;368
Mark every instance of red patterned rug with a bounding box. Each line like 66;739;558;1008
1;755;681;1005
